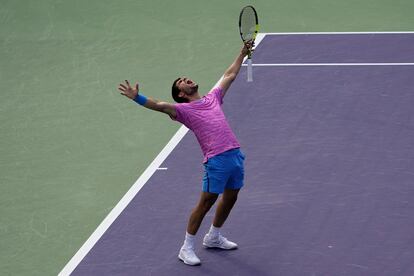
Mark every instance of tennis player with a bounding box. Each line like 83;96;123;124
118;41;253;266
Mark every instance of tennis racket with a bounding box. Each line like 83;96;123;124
239;5;259;82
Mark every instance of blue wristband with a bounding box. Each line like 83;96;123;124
133;93;147;105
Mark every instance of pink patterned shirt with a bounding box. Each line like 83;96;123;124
173;86;240;163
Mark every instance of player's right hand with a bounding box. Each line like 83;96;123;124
242;40;254;56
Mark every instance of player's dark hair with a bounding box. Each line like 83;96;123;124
171;78;188;103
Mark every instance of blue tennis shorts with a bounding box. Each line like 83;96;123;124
202;148;245;194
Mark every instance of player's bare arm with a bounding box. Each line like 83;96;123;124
219;41;253;97
118;80;176;118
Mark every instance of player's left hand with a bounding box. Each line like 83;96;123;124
118;80;139;100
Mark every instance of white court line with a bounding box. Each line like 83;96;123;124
254;33;266;46
58;34;267;276
242;63;414;67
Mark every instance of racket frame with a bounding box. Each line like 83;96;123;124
239;5;259;82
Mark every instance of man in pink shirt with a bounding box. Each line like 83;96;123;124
118;41;252;266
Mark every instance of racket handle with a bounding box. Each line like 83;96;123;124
247;58;253;82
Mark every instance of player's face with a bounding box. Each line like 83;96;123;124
177;76;198;95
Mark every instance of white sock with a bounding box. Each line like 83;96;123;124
208;225;220;238
183;232;195;249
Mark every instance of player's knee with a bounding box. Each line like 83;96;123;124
197;203;212;214
197;194;218;213
223;190;239;204
226;195;238;205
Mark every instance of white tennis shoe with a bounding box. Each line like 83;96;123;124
178;246;201;266
203;233;238;250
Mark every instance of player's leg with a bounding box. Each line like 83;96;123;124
179;191;218;266
202;188;239;250
212;188;240;228
203;149;245;250
187;191;219;235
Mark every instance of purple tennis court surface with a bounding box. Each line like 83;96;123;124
70;33;414;276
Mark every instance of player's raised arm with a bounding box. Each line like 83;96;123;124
219;41;253;97
118;80;176;119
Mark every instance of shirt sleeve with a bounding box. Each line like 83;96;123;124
172;103;187;124
209;86;224;105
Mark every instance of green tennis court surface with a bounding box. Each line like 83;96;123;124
1;1;413;275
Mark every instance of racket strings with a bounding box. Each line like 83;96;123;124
240;8;257;41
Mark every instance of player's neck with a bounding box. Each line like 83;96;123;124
187;93;201;102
